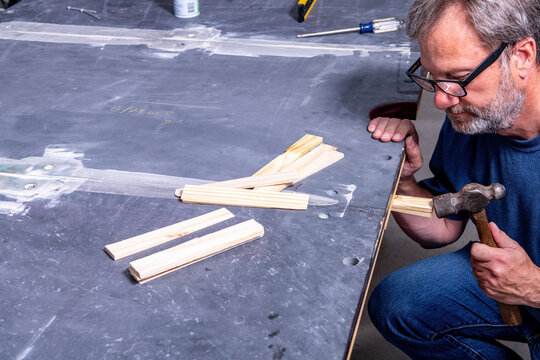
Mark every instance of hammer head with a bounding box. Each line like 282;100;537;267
433;183;505;218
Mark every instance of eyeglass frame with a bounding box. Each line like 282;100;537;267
406;43;508;97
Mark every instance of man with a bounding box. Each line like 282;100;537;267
367;0;540;358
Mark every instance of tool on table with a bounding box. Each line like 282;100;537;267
297;0;317;23
173;0;200;18
66;6;100;20
297;17;404;38
392;183;522;326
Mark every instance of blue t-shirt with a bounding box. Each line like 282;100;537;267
420;118;540;320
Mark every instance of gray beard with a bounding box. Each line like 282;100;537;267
446;66;526;135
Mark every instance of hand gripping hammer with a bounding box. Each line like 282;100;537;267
433;183;522;326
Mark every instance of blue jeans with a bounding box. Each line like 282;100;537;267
368;243;540;359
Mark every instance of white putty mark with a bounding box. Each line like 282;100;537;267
0;21;411;59
301;95;311;107
0;201;28;216
15;315;56;360
0;145;209;216
334;184;357;218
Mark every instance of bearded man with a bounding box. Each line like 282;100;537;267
367;0;540;358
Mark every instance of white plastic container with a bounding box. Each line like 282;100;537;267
173;0;200;18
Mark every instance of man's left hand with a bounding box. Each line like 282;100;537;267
470;222;540;307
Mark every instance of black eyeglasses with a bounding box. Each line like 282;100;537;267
406;43;507;97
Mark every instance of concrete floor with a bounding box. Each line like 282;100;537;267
351;91;531;359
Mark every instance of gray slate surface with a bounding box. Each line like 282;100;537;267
0;0;417;359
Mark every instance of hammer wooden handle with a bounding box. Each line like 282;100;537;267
471;210;498;248
471;210;523;326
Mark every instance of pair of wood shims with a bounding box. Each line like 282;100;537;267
254;143;344;192
104;208;264;283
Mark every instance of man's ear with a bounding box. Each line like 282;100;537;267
511;37;537;79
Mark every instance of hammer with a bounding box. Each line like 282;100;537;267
391;183;522;325
433;182;522;326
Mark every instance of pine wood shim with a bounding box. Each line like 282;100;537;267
256;144;344;192
104;208;235;260
129;219;264;283
391;195;433;218
174;171;300;198
181;185;309;210
253;134;323;176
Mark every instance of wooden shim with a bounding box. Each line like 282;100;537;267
181;185;309;210
252;134;323;176
174;171;300;198
129;219;264;283
391;195;433;218
286;144;339;173
293;147;343;180
256;144;343;192
104;208;234;260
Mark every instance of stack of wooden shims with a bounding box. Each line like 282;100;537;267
105;134;344;283
390;194;433;217
176;134;344;209
105;208;265;283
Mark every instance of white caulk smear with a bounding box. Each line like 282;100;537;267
332;184;357;218
0;21;411;59
0;146;209;215
0;201;28;216
15;315;56;360
0;146;336;216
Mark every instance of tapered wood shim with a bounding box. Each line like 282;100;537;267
391;195;433;218
129;219;264;283
253;134;323;176
256;144;344;191
104;208;234;260
181;185;309;210
174;171;300;198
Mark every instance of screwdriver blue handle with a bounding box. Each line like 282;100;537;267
359;22;374;33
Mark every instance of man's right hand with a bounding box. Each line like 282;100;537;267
368;117;423;189
367;117;467;247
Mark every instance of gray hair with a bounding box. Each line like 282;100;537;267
407;0;540;64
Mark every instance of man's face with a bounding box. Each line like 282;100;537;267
445;60;525;134
418;3;525;135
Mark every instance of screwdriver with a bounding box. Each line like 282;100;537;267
297;17;404;38
66;6;101;20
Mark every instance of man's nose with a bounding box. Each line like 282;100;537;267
433;87;460;110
